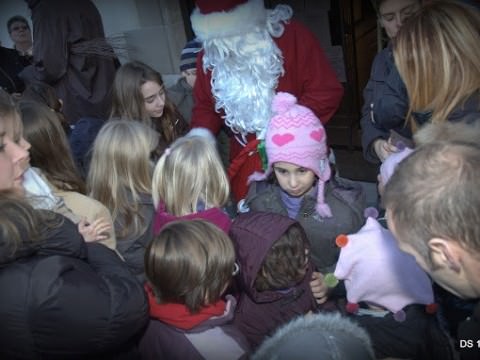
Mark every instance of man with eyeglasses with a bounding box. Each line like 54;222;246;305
7;15;33;63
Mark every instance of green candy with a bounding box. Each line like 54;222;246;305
324;273;339;288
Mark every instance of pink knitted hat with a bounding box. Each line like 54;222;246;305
333;217;435;320
379;148;414;186
249;92;332;217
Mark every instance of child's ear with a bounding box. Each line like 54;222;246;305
428;238;461;272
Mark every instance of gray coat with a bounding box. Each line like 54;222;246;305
245;177;366;273
115;192;155;283
167;77;194;123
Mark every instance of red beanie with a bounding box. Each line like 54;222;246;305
195;0;248;14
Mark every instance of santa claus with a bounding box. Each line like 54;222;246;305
189;0;343;201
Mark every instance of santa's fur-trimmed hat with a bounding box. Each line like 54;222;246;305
190;0;268;41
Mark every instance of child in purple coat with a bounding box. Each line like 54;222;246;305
229;211;318;349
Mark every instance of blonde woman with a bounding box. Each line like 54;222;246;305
152;136;231;234
87;120;158;281
393;0;480;131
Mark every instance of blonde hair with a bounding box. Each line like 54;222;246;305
393;1;480;131
87;120;158;238
145;219;235;313
152;136;230;216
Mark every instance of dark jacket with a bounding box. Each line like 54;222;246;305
139;295;250;360
246;177;366;274
412;91;480;128
229;211;318;349
0;213;149;359
115;192;155;283
457;301;480;360
69;116;105;177
21;0;118;124
0;46;29;94
351;304;455;360
360;45;411;164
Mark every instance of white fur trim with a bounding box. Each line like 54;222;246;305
191;0;267;41
187;127;216;143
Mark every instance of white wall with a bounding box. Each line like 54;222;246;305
93;0;140;35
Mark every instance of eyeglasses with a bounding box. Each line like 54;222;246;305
11;25;29;32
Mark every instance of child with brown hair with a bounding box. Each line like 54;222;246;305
140;219;249;359
229;211;318;349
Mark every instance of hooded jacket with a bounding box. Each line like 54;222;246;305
229;211;317;349
246;176;366;274
0;212;148;359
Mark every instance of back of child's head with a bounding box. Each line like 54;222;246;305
252;312;375;360
248;92;332;217
87;120;157;234
152;135;229;216
18;100;85;194
229;211;311;294
332;217;435;320
145;219;235;313
255;223;309;292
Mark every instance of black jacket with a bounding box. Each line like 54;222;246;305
0;46;29;94
458;302;480;360
0;214;149;359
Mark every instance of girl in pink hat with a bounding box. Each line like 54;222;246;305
244;92;366;276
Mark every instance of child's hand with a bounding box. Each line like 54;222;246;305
78;217;112;243
310;271;329;304
373;138;400;162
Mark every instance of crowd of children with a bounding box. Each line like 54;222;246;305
0;0;479;359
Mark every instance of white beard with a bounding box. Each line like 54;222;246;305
202;29;284;142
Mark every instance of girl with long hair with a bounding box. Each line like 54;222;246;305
87;119;158;281
111;60;188;157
